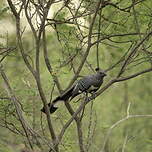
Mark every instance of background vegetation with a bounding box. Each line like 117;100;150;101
0;0;152;152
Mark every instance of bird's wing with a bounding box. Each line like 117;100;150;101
77;75;95;92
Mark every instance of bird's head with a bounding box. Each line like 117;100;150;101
95;68;107;77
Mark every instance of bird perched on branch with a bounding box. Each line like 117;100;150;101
41;68;106;114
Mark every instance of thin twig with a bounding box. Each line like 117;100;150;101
100;114;152;152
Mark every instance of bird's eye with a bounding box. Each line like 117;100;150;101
95;67;100;71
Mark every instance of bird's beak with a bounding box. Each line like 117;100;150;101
103;72;107;76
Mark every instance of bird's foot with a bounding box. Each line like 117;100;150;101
91;92;96;100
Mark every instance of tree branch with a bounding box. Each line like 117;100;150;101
0;66;33;150
100;114;152;152
67;0;104;88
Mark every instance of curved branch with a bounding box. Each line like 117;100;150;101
100;114;152;152
116;68;152;82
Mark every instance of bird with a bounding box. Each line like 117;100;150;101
41;68;106;114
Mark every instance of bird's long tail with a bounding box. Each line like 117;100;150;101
41;86;74;114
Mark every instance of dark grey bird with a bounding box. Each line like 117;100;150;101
41;68;106;114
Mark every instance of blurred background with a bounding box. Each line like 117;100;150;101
0;0;152;152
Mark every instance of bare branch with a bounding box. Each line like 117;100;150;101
67;0;104;88
100;114;152;152
0;66;33;150
43;29;62;93
117;30;152;77
116;68;152;82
